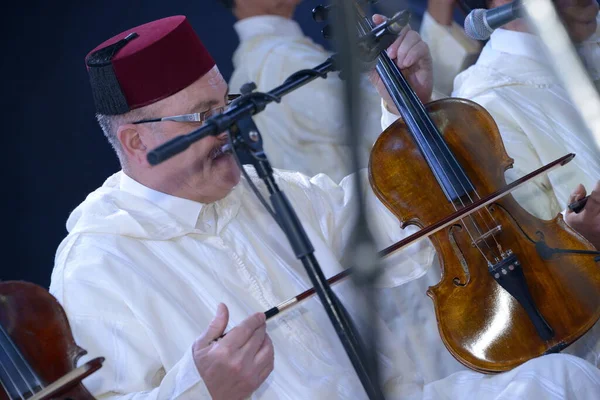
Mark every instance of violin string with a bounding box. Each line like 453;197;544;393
394;82;502;256
4;333;43;390
360;12;500;263
0;377;16;400
404;94;504;254
398;97;497;262
417;116;501;259
356;15;493;259
472;192;504;255
0;353;25;400
412;122;494;264
380;32;504;256
0;325;44;390
403;85;503;260
366;25;501;260
0;326;35;397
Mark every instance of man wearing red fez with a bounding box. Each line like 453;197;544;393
49;13;600;400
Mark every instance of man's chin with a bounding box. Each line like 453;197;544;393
221;157;242;185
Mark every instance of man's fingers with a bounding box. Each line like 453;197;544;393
372;13;386;25
257;361;274;385
197;303;229;349
254;334;274;367
403;40;429;69
372;14;412;60
222;312;266;349
386;25;411;60
583;183;600;215
255;336;275;382
394;31;423;69
240;322;267;358
567;183;587;214
570;183;587;202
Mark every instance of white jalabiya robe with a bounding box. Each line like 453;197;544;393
380;18;600;386
418;11;482;99
50;167;600;399
229;16;383;182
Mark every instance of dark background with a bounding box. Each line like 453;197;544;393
7;0;467;288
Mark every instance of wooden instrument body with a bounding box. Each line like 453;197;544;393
0;281;95;399
369;98;600;373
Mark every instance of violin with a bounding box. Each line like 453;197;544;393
0;281;103;399
358;6;600;373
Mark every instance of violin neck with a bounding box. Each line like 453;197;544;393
352;1;476;201
375;50;475;202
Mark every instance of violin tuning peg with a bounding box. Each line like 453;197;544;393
312;5;333;23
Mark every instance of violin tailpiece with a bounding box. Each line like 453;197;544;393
489;252;554;341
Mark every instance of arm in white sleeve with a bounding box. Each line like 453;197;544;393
50;250;211;400
231;17;379;144
419;11;482;99
380;99;400;131
276;169;436;288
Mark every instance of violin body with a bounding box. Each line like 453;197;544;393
0;281;98;399
369;98;600;373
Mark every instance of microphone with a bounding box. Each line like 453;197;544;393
464;0;524;41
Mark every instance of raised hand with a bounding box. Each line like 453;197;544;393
369;14;434;113
193;303;275;400
566;181;600;249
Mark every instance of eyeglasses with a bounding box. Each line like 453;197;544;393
132;94;241;125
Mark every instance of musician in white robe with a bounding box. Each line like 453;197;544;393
49;11;600;400
380;0;600;385
220;0;383;182
419;0;482;99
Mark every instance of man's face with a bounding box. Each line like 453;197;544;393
137;66;241;202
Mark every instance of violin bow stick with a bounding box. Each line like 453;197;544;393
28;357;104;400
212;153;577;337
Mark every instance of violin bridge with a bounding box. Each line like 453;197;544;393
471;225;502;247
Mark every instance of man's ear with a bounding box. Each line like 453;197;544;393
117;124;150;166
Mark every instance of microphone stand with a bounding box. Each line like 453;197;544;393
146;19;405;399
228;114;383;399
329;0;386;397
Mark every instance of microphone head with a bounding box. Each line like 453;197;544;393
464;9;492;41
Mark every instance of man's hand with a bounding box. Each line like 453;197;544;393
565;181;600;249
556;0;599;43
193;304;274;400
369;15;433;115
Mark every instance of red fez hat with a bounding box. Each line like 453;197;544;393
85;16;216;115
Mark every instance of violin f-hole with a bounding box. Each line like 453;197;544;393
449;224;471;286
